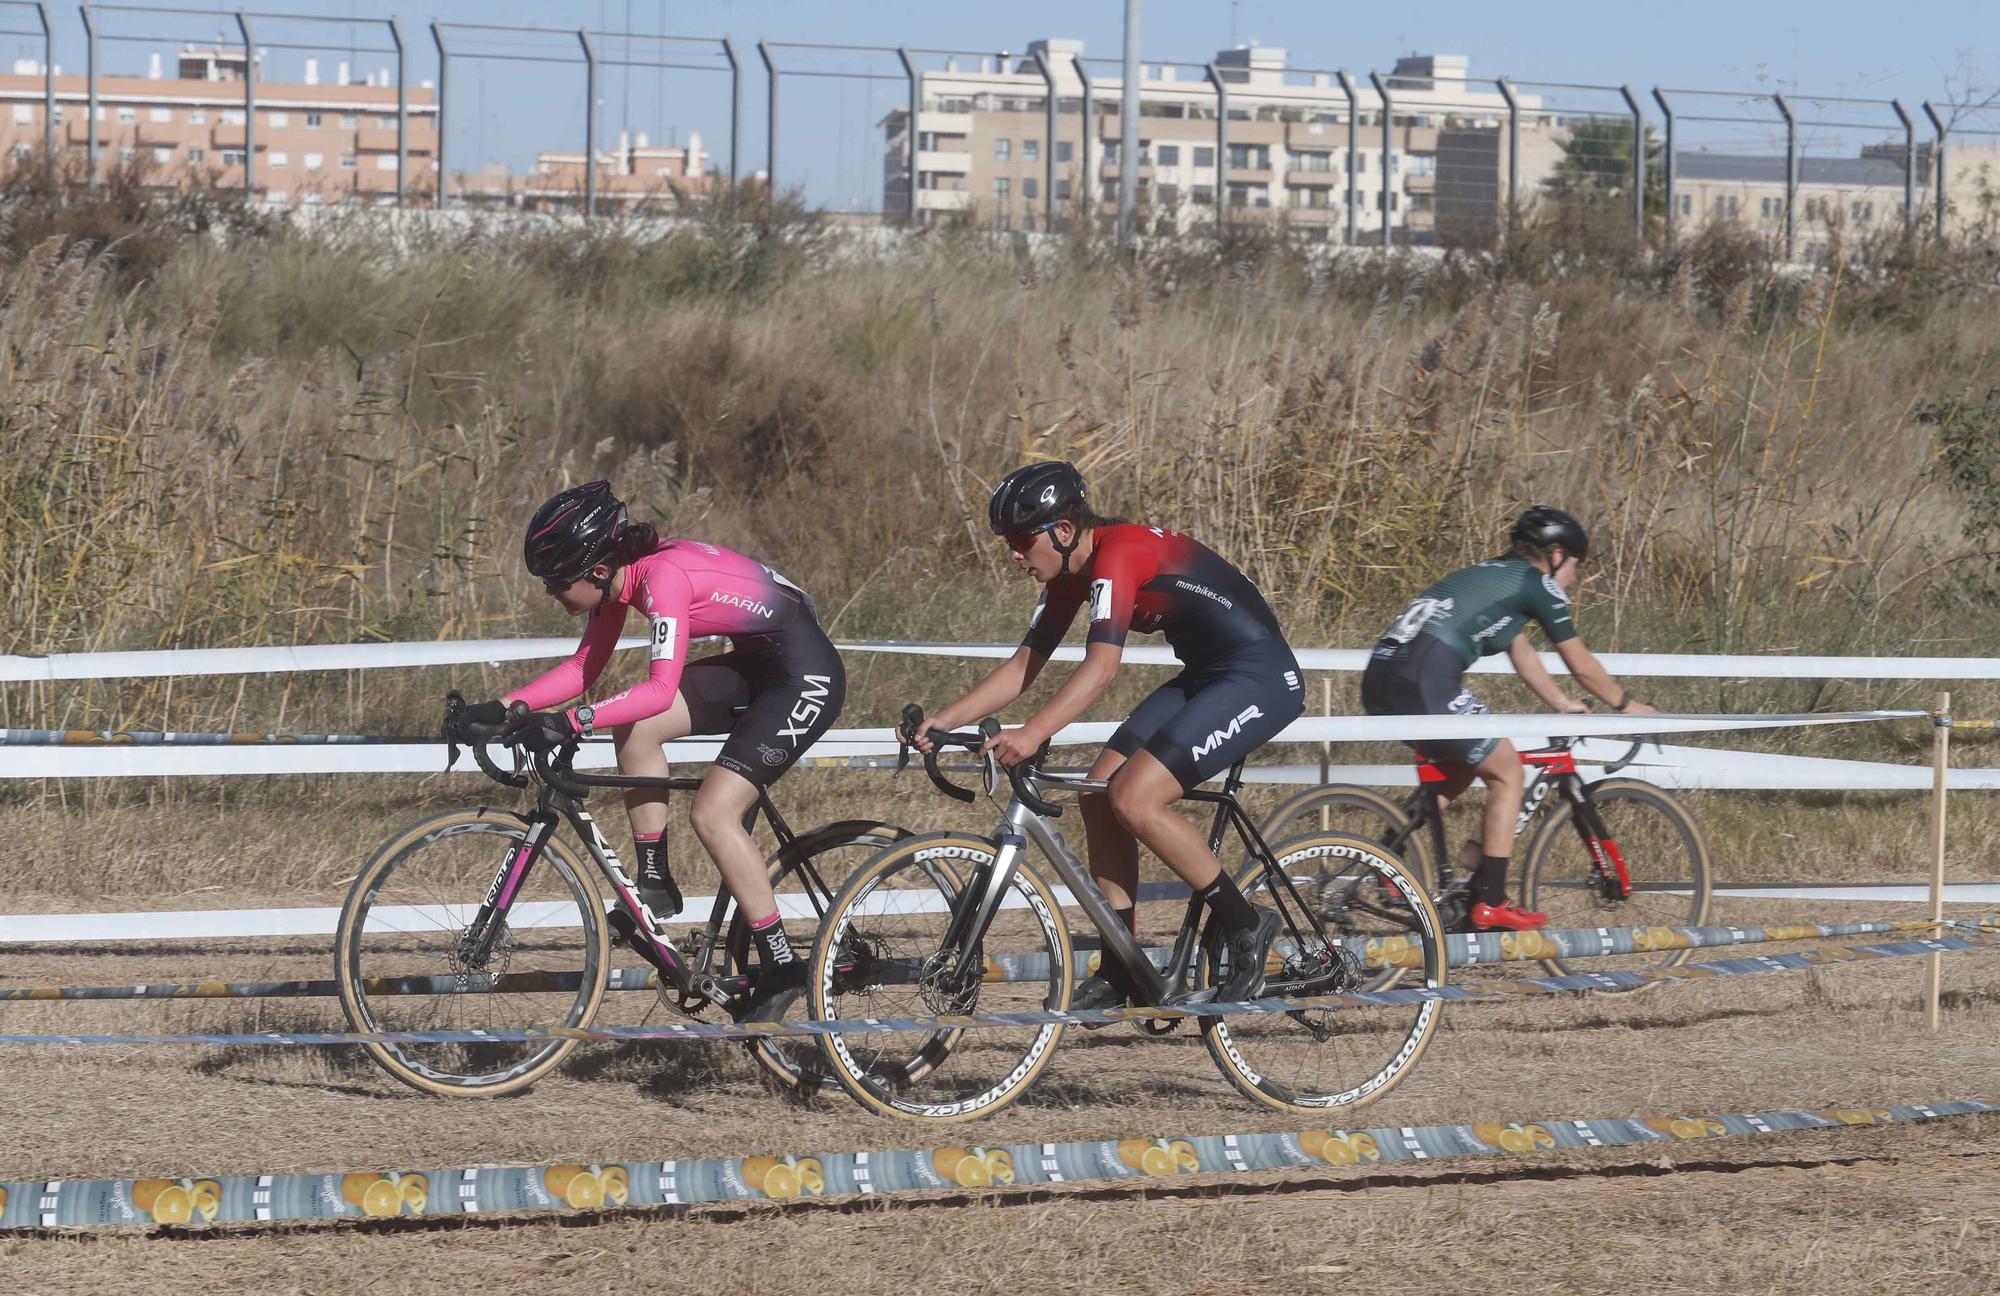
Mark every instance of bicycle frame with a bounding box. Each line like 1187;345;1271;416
458;760;825;1010
935;763;1329;1008
1399;744;1633;901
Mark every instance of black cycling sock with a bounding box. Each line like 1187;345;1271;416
1196;873;1258;933
748;912;798;969
1472;855;1511;906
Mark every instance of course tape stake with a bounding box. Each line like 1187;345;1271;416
4;1099;1992;1228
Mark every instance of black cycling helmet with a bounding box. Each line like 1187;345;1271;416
988;461;1087;536
524;480;628;589
1510;505;1589;562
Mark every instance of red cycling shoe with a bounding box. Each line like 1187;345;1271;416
1469;899;1549;932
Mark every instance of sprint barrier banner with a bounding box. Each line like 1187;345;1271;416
3;931;1993;1047
4;916;1987;1002
3;1100;1993;1227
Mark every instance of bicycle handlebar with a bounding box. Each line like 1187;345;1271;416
442;691;592;798
898;704;1064;818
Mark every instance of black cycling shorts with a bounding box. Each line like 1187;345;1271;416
1106;640;1305;792
679;616;846;789
1359;634;1496;766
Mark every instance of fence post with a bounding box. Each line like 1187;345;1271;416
758;40;776;199
1927;692;1950;1031
721;37;741;185
81;3;96;189
430;22;447;207
33;2;52;185
1117;0;1139;245
1891;98;1915;235
1653;87;1675;244
1496;76;1519;241
897;47;918;224
1034;47;1057;231
1620;84;1644;242
1923;100;1946;238
1337;70;1357;244
578;28;597;217
389;18;406;208
236;12;256;202
1207;61;1227;233
1369;70;1392;248
1076;59;1095;230
1782;92;1801;256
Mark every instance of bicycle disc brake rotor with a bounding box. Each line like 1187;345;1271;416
916;947;982;1015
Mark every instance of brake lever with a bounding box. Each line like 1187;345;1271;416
443;689;465;772
895;703;925;780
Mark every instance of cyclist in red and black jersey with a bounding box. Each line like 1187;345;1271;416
911;462;1305;1011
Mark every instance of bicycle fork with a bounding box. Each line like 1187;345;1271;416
1561;777;1634;901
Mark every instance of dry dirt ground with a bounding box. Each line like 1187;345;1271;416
2;776;1997;1293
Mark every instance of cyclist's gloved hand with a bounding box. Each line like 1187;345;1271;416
460;698;509;731
508;709;578;751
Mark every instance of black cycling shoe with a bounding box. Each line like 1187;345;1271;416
637;877;683;921
1070;971;1133;1030
1214;908;1282;1003
733;959;809;1024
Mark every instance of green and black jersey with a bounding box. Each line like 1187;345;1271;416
1369;558;1577;670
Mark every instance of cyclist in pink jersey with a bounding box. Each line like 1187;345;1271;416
461;481;844;1018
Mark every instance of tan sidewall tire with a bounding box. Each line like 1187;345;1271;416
336;806;609;1098
1256;784;1433;887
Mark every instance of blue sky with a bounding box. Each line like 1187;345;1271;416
19;1;1995;207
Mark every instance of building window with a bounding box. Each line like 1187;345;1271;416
339;154;356;169
1861;201;1873;222
1023;139;1039;163
1157;144;1179;166
994;137;1011;161
1229;183;1251;207
187;148;205;164
1023;177;1038;200
149;107;172;123
11;104;30;125
1158;182;1179;204
189;108;207;124
375;154;396;170
152;146;172;164
268;111;288;128
222;108;247;126
1055;141;1073;163
269;151;287;169
1680;194;1692;216
117;146;135;163
1227;144;1269;171
376;115;396;129
1055;178;1071;200
994;177;1011;199
1192;183;1214;205
1296;150;1332;172
340;113;358;128
1850;200;1864;221
1193;145;1214;168
116;107;137;124
1352;152;1368;173
220;149;245;167
1101;179;1117;202
304;151;324;170
305;112;322;128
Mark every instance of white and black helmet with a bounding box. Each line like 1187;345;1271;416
988;461;1088;536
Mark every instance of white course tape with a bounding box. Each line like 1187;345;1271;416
0;711;1915;779
0;637;657;682
0;883;1112;944
839;640;2000;680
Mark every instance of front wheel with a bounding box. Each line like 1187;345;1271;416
1520;778;1713;989
336;807;610;1098
1254;783;1434;887
809;832;1073;1123
1204;832;1446;1113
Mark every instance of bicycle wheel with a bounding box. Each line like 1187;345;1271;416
1204;832;1446;1113
809;832;1073;1123
337;807;609;1097
728;819;911;1094
1255;784;1434;885
1520;778;1713;987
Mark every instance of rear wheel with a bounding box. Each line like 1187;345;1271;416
1520;779;1712;989
1203;832;1445;1113
337;807;608;1098
1256;784;1434;885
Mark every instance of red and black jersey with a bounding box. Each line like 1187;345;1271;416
1021;523;1288;668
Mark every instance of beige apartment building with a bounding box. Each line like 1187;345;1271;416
882;40;1573;241
0;45;435;201
457;130;712;212
1669;142;2000;241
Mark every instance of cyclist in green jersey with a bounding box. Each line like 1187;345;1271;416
1360;507;1657;931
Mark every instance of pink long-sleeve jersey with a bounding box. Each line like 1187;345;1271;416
507;541;812;731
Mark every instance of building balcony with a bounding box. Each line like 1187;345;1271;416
356;126;400;152
1405;173;1435;193
916;110;973;135
916;149;972;174
1225;166;1275;183
1285;168;1339;186
916;188;971;212
211;123;247;148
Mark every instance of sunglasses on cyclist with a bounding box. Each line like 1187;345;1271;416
1002;523;1058;554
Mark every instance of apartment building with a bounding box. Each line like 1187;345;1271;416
881;39;1569;241
0;45;435;201
449;129;713;211
1669;141;2000;239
